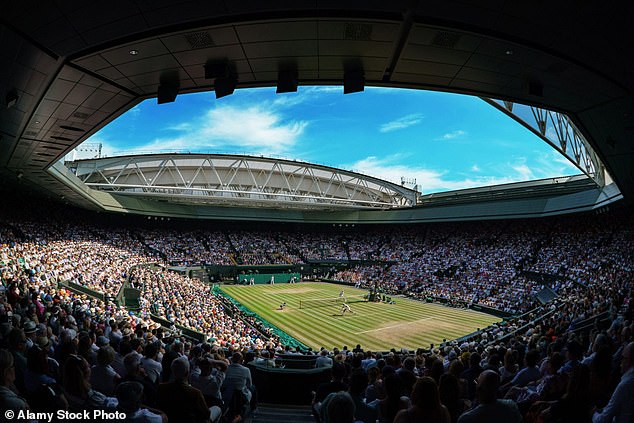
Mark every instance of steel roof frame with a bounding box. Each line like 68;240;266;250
70;154;417;210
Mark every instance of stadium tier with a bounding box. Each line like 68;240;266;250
1;191;632;422
2;2;634;421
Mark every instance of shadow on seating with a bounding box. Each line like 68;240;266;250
248;363;331;405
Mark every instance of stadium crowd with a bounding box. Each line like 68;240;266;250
307;262;633;423
229;231;301;265
139;228;213;266
1;195;633;422
133;267;274;350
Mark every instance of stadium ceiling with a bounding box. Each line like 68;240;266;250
68;154;418;210
0;2;632;220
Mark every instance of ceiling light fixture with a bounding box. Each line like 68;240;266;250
505;49;514;55
6;91;19;108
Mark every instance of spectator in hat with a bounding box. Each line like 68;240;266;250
96;336;110;349
23;321;37;349
36;336;59;378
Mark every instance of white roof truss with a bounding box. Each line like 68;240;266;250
69;154;418;210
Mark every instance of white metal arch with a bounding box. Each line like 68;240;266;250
482;98;606;186
68;154;418;210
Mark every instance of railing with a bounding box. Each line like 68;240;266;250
568;310;612;334
488;307;556;346
57;279;106;302
148;313;206;343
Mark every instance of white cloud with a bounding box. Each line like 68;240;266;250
200;106;307;151
511;163;534;180
520;151;579;180
128;105;141;117
540;151;579;175
270;93;308;109
379;114;424;133
164;122;192;131
303;86;341;94
344;156;522;193
93;105;308;156
471;164;481;172
269;86;346;109
440;130;466;140
552;154;574;167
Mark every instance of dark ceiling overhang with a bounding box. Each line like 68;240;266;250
1;1;632;213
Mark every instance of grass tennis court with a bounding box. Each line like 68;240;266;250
220;282;500;351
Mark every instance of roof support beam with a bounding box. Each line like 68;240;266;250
482;98;607;187
70;154;416;209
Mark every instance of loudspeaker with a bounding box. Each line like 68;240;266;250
214;76;237;99
204;62;230;80
344;71;364;94
276;70;298;93
157;84;178;104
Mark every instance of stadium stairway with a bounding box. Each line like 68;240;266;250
250;404;315;423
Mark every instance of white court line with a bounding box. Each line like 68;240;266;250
358;317;435;334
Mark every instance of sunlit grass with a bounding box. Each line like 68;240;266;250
220;282;499;351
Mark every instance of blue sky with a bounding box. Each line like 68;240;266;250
78;86;579;194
